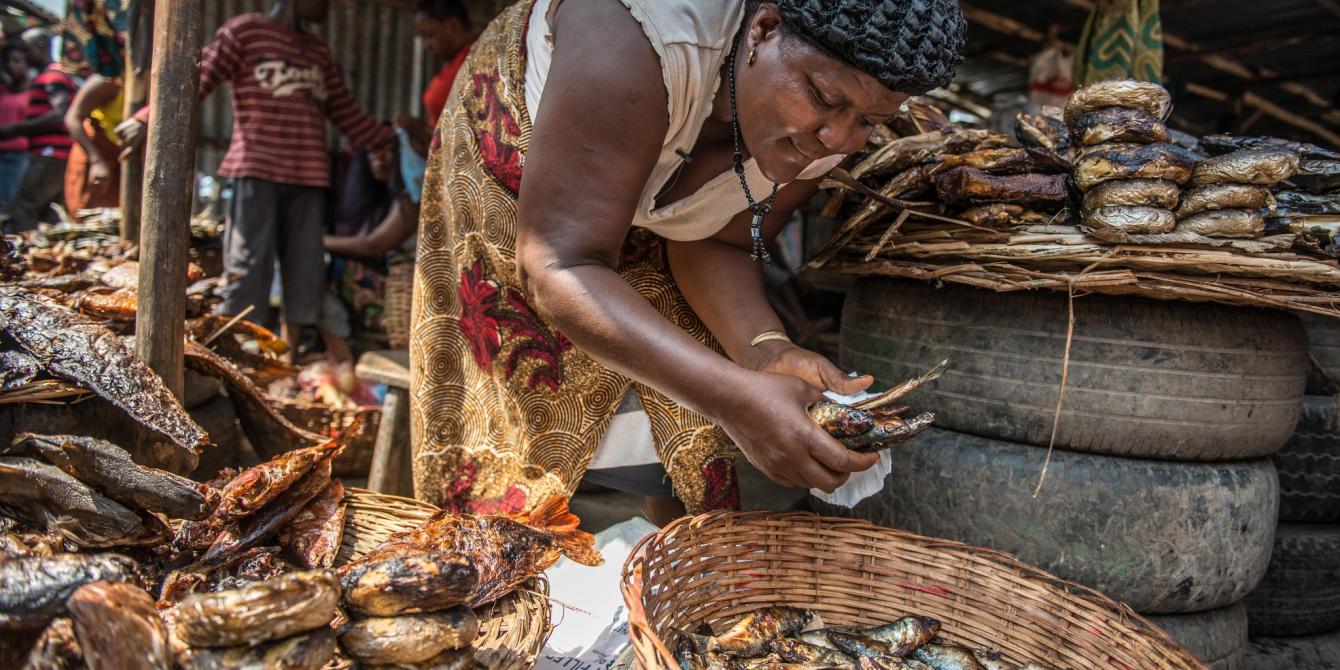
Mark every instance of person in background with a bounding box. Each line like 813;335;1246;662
0;43;31;209
395;0;475;157
63;74;123;214
119;0;396;358
2;29;77;232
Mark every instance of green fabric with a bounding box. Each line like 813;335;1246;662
1073;0;1163;85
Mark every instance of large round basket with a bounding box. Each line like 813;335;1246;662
334;489;551;670
273;398;380;476
622;511;1207;670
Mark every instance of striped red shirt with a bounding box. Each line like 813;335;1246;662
140;14;394;188
26;65;77;160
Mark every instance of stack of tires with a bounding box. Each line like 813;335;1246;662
1242;313;1340;669
814;279;1307;670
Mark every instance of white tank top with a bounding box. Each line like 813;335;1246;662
523;0;844;242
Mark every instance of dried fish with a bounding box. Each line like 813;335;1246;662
1174;209;1264;239
8;434;211;520
935;168;1069;204
958;204;1057;229
21;617;82;670
1175;184;1271;219
1201;134;1339;161
0;457;154;548
827;630;897;658
770;637;855;665
157;546;291;606
276;478;346;569
1081;206;1176;237
1073;143;1194;190
1275;191;1340;216
971;650;1019;670
892;99;952;137
78;288;139;321
932;149;1038;176
910;643;988;670
857;616;941;655
0;554;137;631
1081;179;1180;210
172;570;338;647
366;648;476;670
791;628;846;652
686;607;813;658
340;550;479;617
0;350;40;390
1014;111;1071;160
852;129;1011;181
1189;148;1299;187
0;287;206;460
200;460;335;566
840;409;936;453
1063;79;1171;126
349;496;601;607
808;401;875;438
67;581;171;670
338;607;479;664
175;627;335;670
1071;107;1168;146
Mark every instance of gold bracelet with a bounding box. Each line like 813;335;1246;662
749;330;791;347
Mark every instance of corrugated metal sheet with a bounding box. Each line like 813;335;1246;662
196;0;431;174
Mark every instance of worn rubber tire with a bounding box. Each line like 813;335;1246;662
1277;396;1340;523
811;427;1279;613
1246;631;1340;670
1301;312;1340;384
1245;524;1340;637
1146;604;1248;670
841;279;1307;460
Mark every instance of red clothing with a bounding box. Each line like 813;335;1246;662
423;41;473;130
138;14;394;188
26;65;76;160
0;88;29;153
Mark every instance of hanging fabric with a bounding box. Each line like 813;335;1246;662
1073;0;1164;85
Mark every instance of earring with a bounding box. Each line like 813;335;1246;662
748;45;757;66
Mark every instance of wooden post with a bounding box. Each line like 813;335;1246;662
119;0;155;243
135;0;203;400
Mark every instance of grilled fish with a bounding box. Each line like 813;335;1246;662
276;478;346;569
1275;190;1340;216
770;637;855;665
1293;159;1340;193
686;607;813;658
340;550;479;616
1082;206;1175;237
1201;134;1339;161
0;456;153;548
1014;110;1071;160
365;648;476;670
933;149;1038;176
858;616;940;655
0;287;207;463
338;607;479;664
852;129;1011;181
809;401;876;438
958;204;1057;229
839;410;936;453
1175;184;1271;219
78;288;138;321
935;168;1068;204
175;627;335;670
350;496;600;607
8;434;211;520
1174;209;1264;239
892;99;952;137
1063;79;1171;127
910;643;987;670
157;546;292;606
172;570;338;647
1081;179;1180;210
1073;143;1193;191
792;628;846;652
0;554;137;631
1189;148;1299;187
1072;107;1168;146
0;350;40;390
20;617;82;670
66;581;170;670
200;460;335;566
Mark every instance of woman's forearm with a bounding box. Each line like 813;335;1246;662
667;237;786;371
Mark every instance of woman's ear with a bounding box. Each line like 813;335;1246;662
746;2;786;52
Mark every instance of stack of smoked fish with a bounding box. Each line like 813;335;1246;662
1175;139;1299;239
1202;136;1340;252
1069;80;1193;239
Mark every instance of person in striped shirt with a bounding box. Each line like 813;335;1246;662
1;29;77;232
120;0;396;357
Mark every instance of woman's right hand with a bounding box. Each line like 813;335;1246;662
718;369;881;492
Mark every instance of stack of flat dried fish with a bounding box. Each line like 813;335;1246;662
1068;80;1192;240
1175;145;1298;239
676;606;1057;670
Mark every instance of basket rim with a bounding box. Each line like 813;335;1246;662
620;510;1206;670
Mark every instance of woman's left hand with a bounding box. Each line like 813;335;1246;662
754;341;873;396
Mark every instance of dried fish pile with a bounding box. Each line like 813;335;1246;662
676;606;1056;670
809;361;944;452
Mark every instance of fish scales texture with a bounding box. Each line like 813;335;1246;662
0;554;137;631
1073;143;1194;190
1175;184;1271;218
276;478;346;569
1081;179;1181;210
21;617;83;670
340;550;478;616
9;434;210;520
809;401;875;438
0;287;206;456
351;496;600;607
910;643;988;670
337;607;478;664
200;460;334;565
1064;79;1171;127
840;411;936;453
1174;209;1265;238
0;350;40;390
1072;107;1169;146
66;581;171;670
1190;148;1299;187
0;456;150;548
934;167;1068;204
1082;206;1176;236
172;570;337;648
174;627;335;670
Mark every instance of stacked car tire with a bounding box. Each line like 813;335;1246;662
1240;313;1340;666
814;279;1309;670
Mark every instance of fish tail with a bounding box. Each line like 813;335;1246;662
520;496;603;567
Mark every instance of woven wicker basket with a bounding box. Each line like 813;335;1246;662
382;259;414;351
274;398;379;477
622;511;1207;670
334;489;552;670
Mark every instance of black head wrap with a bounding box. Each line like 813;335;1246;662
773;0;967;95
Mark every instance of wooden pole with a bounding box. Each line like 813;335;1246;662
119;0;154;243
135;0;203;400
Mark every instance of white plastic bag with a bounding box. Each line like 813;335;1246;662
809;389;893;508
